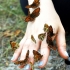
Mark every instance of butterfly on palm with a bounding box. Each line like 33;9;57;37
25;7;40;22
10;41;19;51
33;50;43;62
14;50;29;66
25;0;40;8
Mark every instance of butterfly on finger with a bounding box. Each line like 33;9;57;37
33;50;43;62
14;50;29;66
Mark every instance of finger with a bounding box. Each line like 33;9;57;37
19;37;26;46
56;28;69;59
29;38;41;64
18;45;29;68
19;39;31;68
20;39;30;60
11;37;26;62
38;38;50;68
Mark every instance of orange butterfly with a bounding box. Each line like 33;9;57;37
10;41;19;51
25;7;40;22
38;33;46;41
31;35;36;43
14;50;29;65
25;0;40;8
33;50;43;62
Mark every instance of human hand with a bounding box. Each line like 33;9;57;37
11;0;69;69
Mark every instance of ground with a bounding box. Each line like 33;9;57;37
0;0;70;70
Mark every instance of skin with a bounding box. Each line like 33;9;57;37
11;0;68;69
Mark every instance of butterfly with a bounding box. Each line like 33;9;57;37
25;7;40;22
38;33;46;41
43;24;55;37
31;35;36;43
48;25;55;37
10;41;19;51
25;0;40;8
33;50;43;62
14;50;29;65
43;23;49;32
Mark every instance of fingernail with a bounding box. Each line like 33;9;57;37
24;64;30;69
11;56;14;60
38;61;43;66
64;51;69;57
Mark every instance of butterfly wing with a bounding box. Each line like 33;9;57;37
48;26;55;37
10;41;19;51
25;15;31;22
25;7;40;22
46;36;57;50
43;23;49;32
31;7;40;18
38;33;46;41
46;35;53;46
14;50;29;65
25;0;40;8
31;35;36;43
14;61;20;65
33;50;43;62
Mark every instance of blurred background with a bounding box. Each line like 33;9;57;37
0;0;27;70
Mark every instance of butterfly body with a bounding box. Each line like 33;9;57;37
25;7;40;22
25;0;40;8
